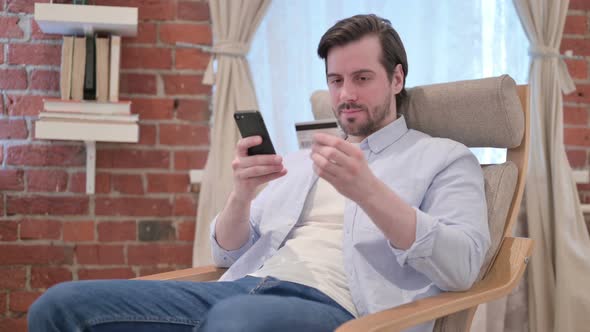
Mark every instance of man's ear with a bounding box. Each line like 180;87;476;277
392;63;404;94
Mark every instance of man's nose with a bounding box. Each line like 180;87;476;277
340;81;358;102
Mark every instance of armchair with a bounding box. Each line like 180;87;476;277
137;75;532;332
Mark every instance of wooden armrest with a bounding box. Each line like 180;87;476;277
134;265;227;282
336;236;533;332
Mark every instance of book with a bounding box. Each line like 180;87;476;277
95;36;110;102
42;98;131;115
39;111;138;123
35;118;139;143
71;36;86;101
60;36;74;100
84;35;96;100
109;35;121;102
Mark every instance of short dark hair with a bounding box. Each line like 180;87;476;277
317;14;408;109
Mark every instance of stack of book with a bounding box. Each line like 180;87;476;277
36;34;139;143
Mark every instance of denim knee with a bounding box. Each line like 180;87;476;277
28;281;87;332
201;295;272;332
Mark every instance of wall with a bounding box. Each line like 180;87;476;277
0;0;212;330
564;0;590;231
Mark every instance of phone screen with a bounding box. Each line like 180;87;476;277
234;111;277;155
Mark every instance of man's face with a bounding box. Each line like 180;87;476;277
326;35;404;142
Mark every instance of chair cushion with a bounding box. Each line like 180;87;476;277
310;75;524;148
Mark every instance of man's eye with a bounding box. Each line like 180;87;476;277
329;79;342;85
358;76;370;81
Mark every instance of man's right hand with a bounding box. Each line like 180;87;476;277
231;136;288;203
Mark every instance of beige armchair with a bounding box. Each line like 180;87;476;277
137;75;533;332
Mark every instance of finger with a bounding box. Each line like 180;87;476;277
311;152;340;178
237;154;283;169
311;144;350;167
236;165;284;180
312;133;361;158
236;136;263;157
312;162;338;184
252;168;288;185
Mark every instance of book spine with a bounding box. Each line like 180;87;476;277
83;35;96;100
60;36;74;100
109;35;122;102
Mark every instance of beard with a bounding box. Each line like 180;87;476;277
334;91;393;137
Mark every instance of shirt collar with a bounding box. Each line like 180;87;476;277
358;115;409;154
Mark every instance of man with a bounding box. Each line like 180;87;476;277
29;14;490;332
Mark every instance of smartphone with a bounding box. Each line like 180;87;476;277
233;111;277;155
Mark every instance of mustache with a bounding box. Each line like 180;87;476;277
337;102;368;112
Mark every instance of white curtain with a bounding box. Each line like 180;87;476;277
193;0;271;266
513;1;590;331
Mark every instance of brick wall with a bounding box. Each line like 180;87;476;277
564;1;590;231
0;0;211;330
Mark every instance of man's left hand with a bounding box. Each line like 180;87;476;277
311;133;377;203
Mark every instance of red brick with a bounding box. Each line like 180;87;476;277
7;195;89;216
174;150;208;170
177;1;210;21
139;124;157;145
564;84;590;104
97;149;170;169
20;219;61;240
31;266;73;289
97;221;136;242
0;220;18;241
175;48;210;70
69;172;110;194
0;17;23;38
566;58;588;80
121;46;172;69
0;119;28;139
0;292;6;313
124;22;157;44
112;174;144;194
75;244;125;265
131;98;174;120
163;74;211;95
0;318;27;332
564;105;588;125
127;244;192;265
0;267;26;289
6;144;85;166
6;0;42;13
78;268;135;280
570;0;590;10
177;220;195;241
31;20;61;40
95;197;172;217
160;124;209;146
63;221;95;242
564;15;588;35
27;169;68;192
8;43;61;65
96;0;176;20
138;266;176;277
0;245;71;265
120;73;157;95
176;99;209;121
561;38;590;56
0;69;27;89
30;69;60;91
567;149;587;168
160;23;212;45
147;173;190;193
9;291;42;312
0;169;24;191
0;146;3;164
173;195;197;216
0;43;3;64
565;127;590;146
6;94;44;116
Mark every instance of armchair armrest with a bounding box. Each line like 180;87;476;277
336;237;533;332
134;265;227;282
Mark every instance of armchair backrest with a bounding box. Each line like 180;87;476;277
310;75;529;331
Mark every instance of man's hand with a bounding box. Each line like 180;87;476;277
310;133;377;204
232;136;287;202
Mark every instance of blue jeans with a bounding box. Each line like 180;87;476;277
28;276;354;332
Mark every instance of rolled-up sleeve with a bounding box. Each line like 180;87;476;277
209;215;259;267
389;145;491;291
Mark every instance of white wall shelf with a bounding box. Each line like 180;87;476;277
34;3;138;37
